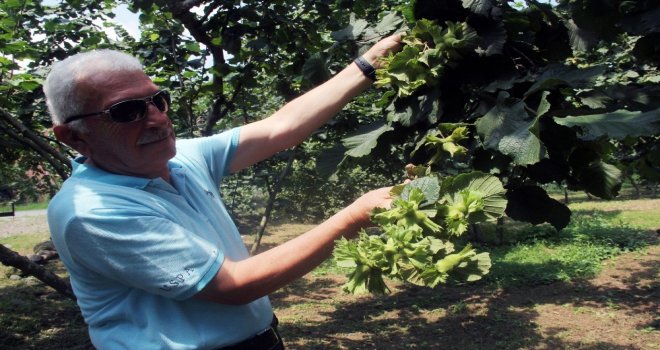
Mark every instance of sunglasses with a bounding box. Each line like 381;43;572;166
64;90;171;124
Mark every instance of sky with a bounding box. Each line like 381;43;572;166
41;0;560;42
41;0;141;40
107;4;141;39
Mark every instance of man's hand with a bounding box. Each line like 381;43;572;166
362;33;404;69
343;186;394;236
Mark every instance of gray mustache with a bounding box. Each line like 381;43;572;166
137;128;172;145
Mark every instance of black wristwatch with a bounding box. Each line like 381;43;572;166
354;56;376;81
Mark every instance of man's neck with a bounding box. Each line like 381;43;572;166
85;158;171;184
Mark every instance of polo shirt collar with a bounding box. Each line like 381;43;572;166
70;156;172;190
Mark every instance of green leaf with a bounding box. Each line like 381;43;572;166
554;108;660;141
315;143;346;180
475;93;546;165
18;81;40;91
3;0;22;9
386;88;440;126
401;176;440;204
461;0;494;16
449;251;491;283
302;52;331;87
342;122;393;158
576;160;623;200
184;42;201;53
440;171;507;222
577;90;612;109
374;12;404;35
331;14;369;41
525;64;607;97
505;185;571;230
565;18;599;52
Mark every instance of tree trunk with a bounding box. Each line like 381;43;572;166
250;150;296;255
496;217;505;245
469;223;481;243
627;174;641;198
0;107;71;179
0;244;76;300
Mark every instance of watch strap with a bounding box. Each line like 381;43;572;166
353;56;377;81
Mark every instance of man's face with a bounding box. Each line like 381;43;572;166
74;70;177;179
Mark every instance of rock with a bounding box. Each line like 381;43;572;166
9;274;21;280
38;250;59;261
33;240;56;253
28;254;44;263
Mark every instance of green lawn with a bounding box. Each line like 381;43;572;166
0;201;49;213
0;194;657;349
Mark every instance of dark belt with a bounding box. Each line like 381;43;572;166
217;315;284;350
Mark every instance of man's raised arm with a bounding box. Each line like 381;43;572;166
228;34;402;174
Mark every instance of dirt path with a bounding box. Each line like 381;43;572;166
1;214;657;349
261;224;659;350
269;246;658;350
0;211;49;238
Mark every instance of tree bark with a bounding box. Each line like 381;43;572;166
250;150;296;255
0;108;71;179
496;217;505;245
0;244;76;300
164;0;228;135
627;174;641;198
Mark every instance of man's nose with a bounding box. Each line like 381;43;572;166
144;102;170;125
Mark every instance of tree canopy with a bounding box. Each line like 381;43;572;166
0;0;658;222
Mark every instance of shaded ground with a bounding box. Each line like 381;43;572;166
254;224;659;350
1;207;658;349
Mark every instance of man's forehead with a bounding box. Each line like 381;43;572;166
76;70;157;104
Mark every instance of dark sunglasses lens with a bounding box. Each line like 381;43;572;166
153;91;170;112
109;100;147;122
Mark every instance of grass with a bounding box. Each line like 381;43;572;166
15;201;49;211
0;194;657;349
568;200;660;230
484;210;654;287
0;201;49;213
0;234;50;255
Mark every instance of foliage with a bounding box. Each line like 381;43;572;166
375;19;479;97
328;0;659;294
334;170;507;294
327;0;660;233
0;0;658;301
0;0;128;197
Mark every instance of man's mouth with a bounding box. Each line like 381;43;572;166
137;128;173;145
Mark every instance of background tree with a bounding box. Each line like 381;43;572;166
0;0;658;296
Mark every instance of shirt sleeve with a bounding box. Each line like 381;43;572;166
175;127;241;184
64;208;225;301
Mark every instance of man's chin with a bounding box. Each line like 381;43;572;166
139;138;176;162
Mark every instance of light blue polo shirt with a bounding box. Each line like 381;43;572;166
48;128;273;350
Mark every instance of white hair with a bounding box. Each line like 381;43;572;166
43;49;144;129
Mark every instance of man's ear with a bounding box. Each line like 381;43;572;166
53;124;91;157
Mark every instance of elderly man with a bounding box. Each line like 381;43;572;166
44;34;401;349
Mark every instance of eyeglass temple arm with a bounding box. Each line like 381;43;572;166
63;112;104;124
